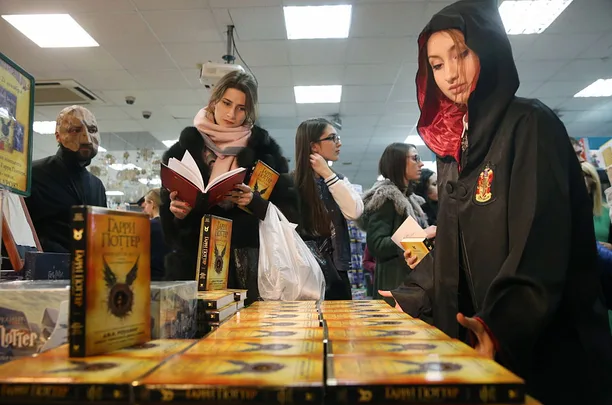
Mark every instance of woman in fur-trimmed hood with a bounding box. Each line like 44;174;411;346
360;143;434;304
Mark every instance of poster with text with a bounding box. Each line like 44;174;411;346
0;52;34;196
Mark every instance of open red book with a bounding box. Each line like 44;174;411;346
161;151;246;208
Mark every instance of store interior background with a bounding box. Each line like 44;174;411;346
0;0;610;206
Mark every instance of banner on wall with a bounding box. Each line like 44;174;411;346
0;52;35;196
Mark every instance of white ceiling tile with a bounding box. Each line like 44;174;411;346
232;41;290;67
258;87;294;103
580;32;612;59
575;109;612;123
507;35;537;60
517;81;544;98
515;61;566;82
97;119;144;132
182;68;204;87
2;47;67;75
250;66;292;86
296;104;340;117
544;0;612;34
388;81;418;103
133;0;209;10
343;64;401;86
342;85;392;102
532;81;597;99
70;70;138;91
105;44;177;70
340;103;385;115
519;33;603;61
347;38;409;65
139;117;183;133
384;102;419;115
340;115;380;129
165;42;226;69
176;118;195;128
423;1;454;17
144;90;204;105
44;48;123;70
288;39;348;66
259;103;297;117
291;65;345;86
257;117;301;129
230;7;286;41
73;12;158;45
130;69;192;89
196;88;212;103
560;97;612;112
142;10;222;43
0;0;135;13
378;113;419;127
164;105;203;119
551;59;612;82
351;2;426;38
87;106;131;121
210;0;280;6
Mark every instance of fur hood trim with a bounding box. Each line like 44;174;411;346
361;179;427;222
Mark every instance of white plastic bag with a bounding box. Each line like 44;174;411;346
258;203;326;301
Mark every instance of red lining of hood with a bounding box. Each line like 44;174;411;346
416;32;480;163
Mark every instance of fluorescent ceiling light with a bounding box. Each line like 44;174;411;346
105;191;124;196
98;146;107;152
404;135;425;146
574;79;612;98
499;0;573;35
33;121;56;134
283;5;352;40
294;85;342;104
162;139;178;147
109;163;142;171
2;14;99;48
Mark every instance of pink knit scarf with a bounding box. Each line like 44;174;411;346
193;108;251;182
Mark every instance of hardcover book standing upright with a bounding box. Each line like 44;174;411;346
196;215;232;291
69;206;151;357
240;160;280;213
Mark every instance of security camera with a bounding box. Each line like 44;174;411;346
142;111;152;119
125;96;135;105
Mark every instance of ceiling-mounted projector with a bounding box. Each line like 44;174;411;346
199;62;245;89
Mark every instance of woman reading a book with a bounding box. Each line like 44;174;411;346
160;70;298;303
294;118;364;300
381;0;612;403
359;143;434;306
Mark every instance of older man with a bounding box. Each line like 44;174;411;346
25;105;106;252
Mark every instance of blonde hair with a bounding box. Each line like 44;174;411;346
145;188;161;216
581;161;603;216
207;70;258;125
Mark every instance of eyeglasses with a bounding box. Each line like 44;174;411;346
316;134;341;144
408;154;421;163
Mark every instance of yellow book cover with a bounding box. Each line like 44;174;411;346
325;318;428;328
320;300;389;308
207;328;324;340
240;160;280;214
329;339;476;356
0;356;160;402
197;290;236;310
196;215;232;291
220;319;321;329
324;307;397;314
327;355;525;404
400;238;433;267
249;301;317;309
69;206;151;358
241;306;319;314
235;312;320;321
327;326;448;340
322;312;413;320
39;339;196;359
135;354;323;404
185;339;324;356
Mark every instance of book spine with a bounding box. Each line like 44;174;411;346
196;215;212;291
69;206;88;357
329;384;525;404
138;386;323;404
207;311;220;323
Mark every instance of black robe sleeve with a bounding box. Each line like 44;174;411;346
475;106;591;355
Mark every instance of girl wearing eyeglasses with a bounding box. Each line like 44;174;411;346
360;143;435;307
294;118;364;300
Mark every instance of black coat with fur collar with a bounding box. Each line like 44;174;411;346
160;125;299;295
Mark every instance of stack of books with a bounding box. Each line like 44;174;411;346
195;289;247;336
